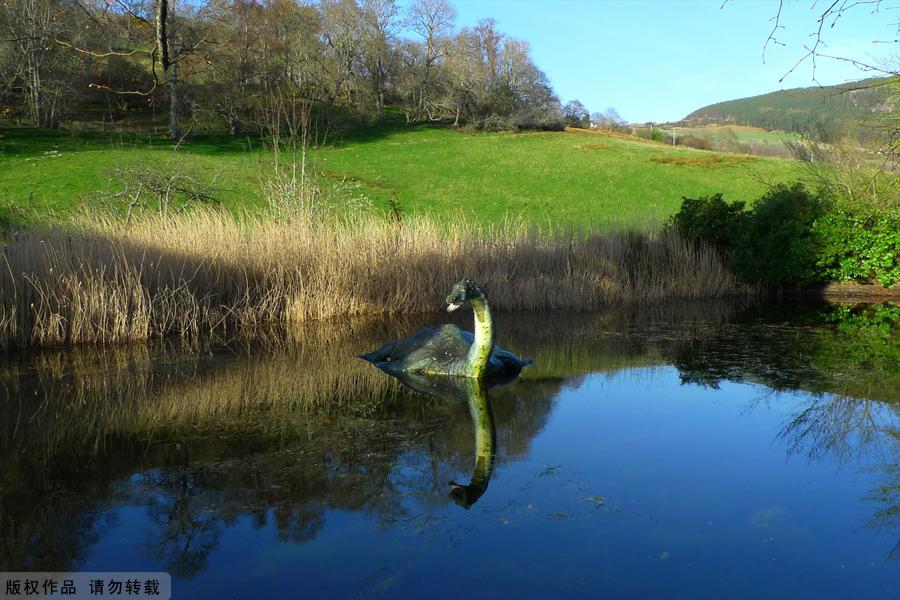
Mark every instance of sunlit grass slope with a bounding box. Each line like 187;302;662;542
0;125;801;228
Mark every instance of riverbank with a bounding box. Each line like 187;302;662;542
781;283;900;302
0;210;743;348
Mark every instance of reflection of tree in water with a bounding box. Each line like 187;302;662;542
0;435;151;572
142;469;222;578
0;301;809;573
2;300;897;571
668;302;900;557
777;395;892;461
669;303;900;460
671;303;900;401
866;451;900;560
0;469;108;572
127;380;562;573
0;314;577;574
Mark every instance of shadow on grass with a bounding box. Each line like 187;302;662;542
0;204;28;231
0;127;255;158
0;112;453;159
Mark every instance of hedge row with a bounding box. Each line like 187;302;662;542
670;183;900;286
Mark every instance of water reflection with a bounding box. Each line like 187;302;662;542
390;373;503;509
0;315;570;573
0;300;897;588
668;302;900;560
669;303;900;458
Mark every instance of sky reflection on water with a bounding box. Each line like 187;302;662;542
0;302;898;599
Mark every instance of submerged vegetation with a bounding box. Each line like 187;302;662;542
0;210;741;348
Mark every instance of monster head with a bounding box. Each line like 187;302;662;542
445;279;485;312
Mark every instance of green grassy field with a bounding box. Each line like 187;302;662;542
661;124;799;156
0;124;803;228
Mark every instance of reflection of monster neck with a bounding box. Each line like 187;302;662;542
467;297;495;379
449;378;496;509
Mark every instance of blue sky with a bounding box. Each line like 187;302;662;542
442;0;898;123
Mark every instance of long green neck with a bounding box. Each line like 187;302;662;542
466;297;495;378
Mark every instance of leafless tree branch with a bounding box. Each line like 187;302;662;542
763;0;785;64
49;35;151;59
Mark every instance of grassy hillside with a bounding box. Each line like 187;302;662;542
0;124;802;229
659;124;799;157
684;77;893;141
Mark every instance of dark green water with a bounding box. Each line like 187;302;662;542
1;302;898;599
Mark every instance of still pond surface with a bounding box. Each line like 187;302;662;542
1;302;898;599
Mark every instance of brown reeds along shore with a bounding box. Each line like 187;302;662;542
0;210;744;348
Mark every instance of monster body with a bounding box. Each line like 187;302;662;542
359;279;531;379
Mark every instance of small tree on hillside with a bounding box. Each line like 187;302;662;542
563;99;589;128
591;107;626;131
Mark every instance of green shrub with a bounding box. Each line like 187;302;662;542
732;183;829;285
814;206;900;286
672;183;900;287
669;193;746;251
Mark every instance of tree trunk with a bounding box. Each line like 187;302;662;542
105;60;114;124
375;59;385;121
156;0;171;72
155;0;178;138
30;67;42;127
168;57;179;139
166;16;179;140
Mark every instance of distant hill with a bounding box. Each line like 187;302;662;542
684;77;894;142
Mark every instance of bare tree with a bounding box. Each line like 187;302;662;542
361;0;399;120
0;0;82;127
752;0;900;83
749;0;900;161
0;0;566;134
406;0;455;67
562;99;589;128
591;107;626;131
320;0;365;108
401;0;455;122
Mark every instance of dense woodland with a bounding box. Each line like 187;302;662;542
0;0;575;136
685;77;896;145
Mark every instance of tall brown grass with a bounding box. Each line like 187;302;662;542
0;211;745;347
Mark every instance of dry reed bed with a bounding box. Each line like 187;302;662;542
0;211;744;347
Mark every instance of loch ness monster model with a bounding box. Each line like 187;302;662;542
358;279;532;379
